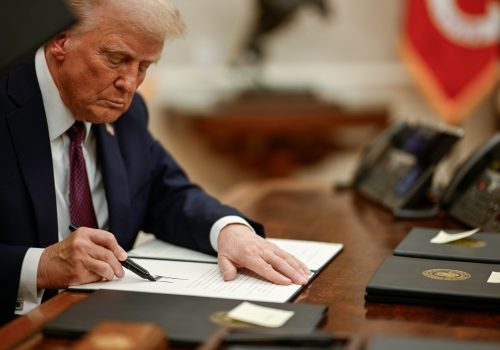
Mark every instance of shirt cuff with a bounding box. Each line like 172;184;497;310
17;248;45;315
209;215;255;252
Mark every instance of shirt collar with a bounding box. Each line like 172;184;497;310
35;47;92;142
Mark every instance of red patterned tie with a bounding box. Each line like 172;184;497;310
67;121;98;228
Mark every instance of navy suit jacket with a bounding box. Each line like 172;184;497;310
0;61;264;323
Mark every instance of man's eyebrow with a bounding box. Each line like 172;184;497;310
101;46;129;56
101;47;161;63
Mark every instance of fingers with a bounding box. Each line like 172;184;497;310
217;225;310;286
87;243;125;279
262;249;309;285
74;228;126;279
37;227;126;289
273;247;311;278
218;256;238;281
88;229;128;261
244;254;292;285
238;240;310;285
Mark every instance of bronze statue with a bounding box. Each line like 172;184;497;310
237;0;331;64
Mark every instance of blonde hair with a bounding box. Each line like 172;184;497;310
65;0;185;41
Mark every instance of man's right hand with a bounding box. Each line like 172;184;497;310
37;227;128;289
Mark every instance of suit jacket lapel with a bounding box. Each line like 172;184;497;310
6;63;58;247
94;124;131;238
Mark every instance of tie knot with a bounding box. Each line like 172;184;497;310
67;121;86;144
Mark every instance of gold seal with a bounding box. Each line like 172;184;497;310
449;238;486;248
209;311;252;328
422;269;471;281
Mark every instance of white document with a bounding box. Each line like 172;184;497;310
71;238;343;303
429;228;480;244
266;238;342;271
128;238;343;272
70;258;306;303
128;239;218;262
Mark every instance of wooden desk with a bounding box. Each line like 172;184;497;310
223;180;500;340
2;180;500;349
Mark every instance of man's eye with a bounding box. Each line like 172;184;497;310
107;56;123;65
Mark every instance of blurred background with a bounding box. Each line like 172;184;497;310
137;0;500;198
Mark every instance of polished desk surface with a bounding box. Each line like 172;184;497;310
2;179;500;349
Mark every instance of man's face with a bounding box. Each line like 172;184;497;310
51;21;163;124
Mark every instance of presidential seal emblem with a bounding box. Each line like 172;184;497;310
422;269;471;281
209;311;251;328
449;238;486;249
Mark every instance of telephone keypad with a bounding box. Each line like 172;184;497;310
449;171;500;231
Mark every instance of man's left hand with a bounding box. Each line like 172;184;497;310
217;224;310;285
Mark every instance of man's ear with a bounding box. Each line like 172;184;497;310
47;33;70;61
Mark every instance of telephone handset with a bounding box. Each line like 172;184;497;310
352;120;463;216
441;133;500;232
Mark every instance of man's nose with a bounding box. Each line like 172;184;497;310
115;70;138;92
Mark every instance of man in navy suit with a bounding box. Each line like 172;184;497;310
0;0;309;323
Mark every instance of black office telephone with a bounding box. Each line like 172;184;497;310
441;134;500;232
352;120;463;216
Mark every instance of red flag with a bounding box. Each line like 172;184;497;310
400;0;500;124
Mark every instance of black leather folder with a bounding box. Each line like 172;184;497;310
1;0;75;74
367;335;500;350
393;227;500;263
365;256;500;310
43;290;328;346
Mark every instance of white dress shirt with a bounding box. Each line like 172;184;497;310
16;47;253;314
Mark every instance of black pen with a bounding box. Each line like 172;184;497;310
68;224;157;282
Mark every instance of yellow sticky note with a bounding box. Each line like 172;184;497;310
227;302;294;328
487;271;500;284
